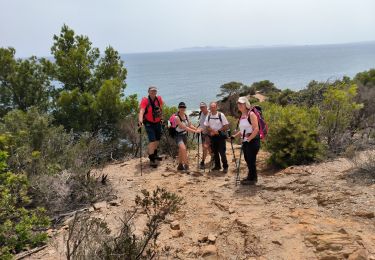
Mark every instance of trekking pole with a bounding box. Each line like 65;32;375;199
235;130;246;186
228;130;237;169
138;126;143;176
197;133;200;170
230;139;238;169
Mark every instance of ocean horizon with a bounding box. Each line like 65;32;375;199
122;42;375;109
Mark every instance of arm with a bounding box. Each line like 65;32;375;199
176;117;200;133
219;124;229;132
231;130;242;139
247;112;259;141
189;121;198;131
138;108;145;126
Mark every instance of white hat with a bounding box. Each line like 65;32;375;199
237;96;251;109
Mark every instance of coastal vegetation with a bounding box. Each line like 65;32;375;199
0;24;374;258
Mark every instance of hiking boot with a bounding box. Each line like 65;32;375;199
247;174;258;183
149;154;157;168
222;167;229;173
177;164;184;171
149;160;157;168
199;161;205;170
153;149;163;161
211;166;221;171
240;178;256;185
183;164;189;172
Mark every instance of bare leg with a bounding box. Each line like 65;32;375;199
178;143;188;165
148;141;159;155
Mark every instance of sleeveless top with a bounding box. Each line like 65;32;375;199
176;113;189;134
239;113;253;142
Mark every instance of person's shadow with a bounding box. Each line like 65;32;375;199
232;183;263;197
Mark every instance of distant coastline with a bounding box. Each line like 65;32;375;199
172;40;375;53
121;40;375;56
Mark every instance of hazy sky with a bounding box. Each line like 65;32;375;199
1;0;374;57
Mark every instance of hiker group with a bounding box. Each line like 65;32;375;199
138;86;267;185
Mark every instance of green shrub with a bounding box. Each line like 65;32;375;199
0;151;50;259
0;110;114;215
0;108;72;176
263;103;323;168
320;82;363;153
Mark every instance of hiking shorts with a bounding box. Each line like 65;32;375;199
144;121;162;142
201;133;210;145
175;133;187;146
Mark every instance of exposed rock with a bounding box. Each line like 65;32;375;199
46;229;55;238
207;233;217;243
170;220;180;230
171;230;184;238
108;199;121;206
200;245;217;257
348;249;368;260
305;231;363;259
272;240;282;246
228;208;235;214
354;211;375;219
198;234;209;243
93;201;107;210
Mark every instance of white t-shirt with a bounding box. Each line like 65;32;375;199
204;112;229;131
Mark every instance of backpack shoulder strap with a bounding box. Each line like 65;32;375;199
155;96;161;107
143;97;150;117
176;112;183;123
218;112;222;123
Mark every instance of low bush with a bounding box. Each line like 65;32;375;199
0;151;50;259
64;187;183;259
263;103;324;168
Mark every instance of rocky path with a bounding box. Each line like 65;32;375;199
30;144;375;260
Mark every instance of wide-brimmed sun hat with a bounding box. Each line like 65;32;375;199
237;96;251;109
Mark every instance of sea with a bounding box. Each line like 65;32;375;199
122;42;375;109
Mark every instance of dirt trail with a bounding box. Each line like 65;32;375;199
30;143;375;260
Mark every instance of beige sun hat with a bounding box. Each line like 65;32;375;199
237;96;251;109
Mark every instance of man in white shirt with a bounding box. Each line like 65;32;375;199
198;102;211;169
204;102;230;173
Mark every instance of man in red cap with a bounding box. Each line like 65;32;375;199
138;86;164;167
